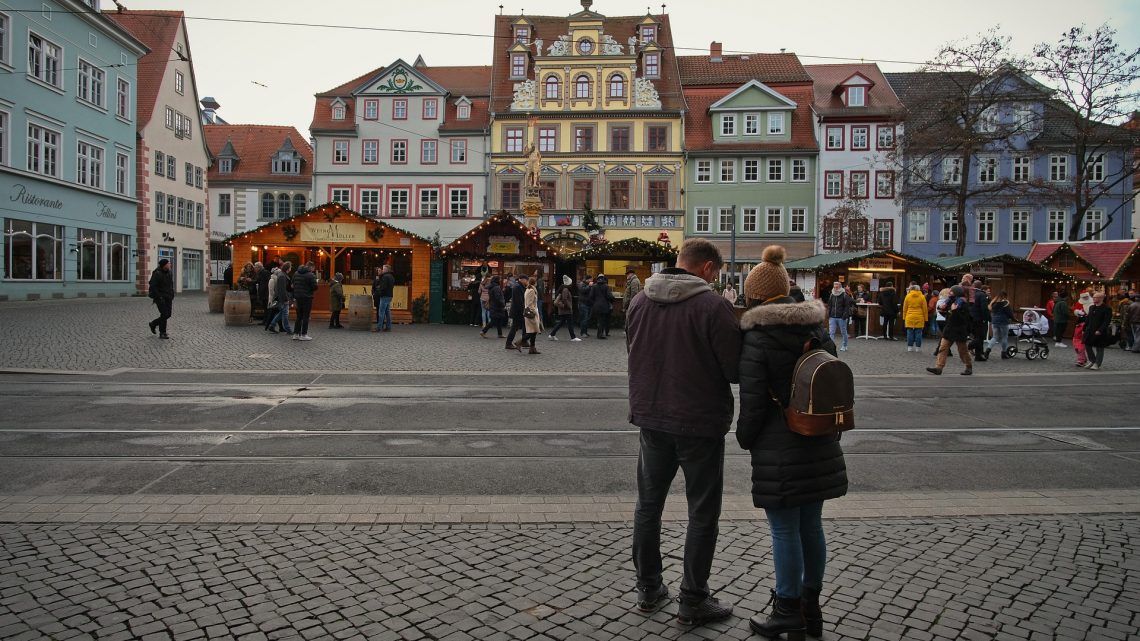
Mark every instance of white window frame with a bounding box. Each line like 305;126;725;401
166;194;175;223
449;188;470;217
720;114;736;137
1010;209;1030;243
743;113;759;136
363;100;377;120
450;139;467;163
423;98;438;119
165;107;174;129
694;207;710;233
825;126;843;150
1047;209;1066;241
791;159;807;183
393;99;408;120
644;53;659;78
1049;155;1068;182
1012;155;1031;182
331;188;351;207
941;211;958;243
114;151;128;195
75;228;105;281
77;58;105;108
115;77;130;120
767;159;783;182
846;86;865;107
362;140;378;164
768;112;785;135
1089;154;1104;182
0;110;8;167
27;123;60;178
27;31;62;88
718;207;735;233
978;157;997;183
391;140;407;164
695;160;712;183
741;207;758;233
976;209;996;243
421;139;437;164
0;12;11;67
333;140;349;164
908;210;929;242
4;218;63;281
359;189;380;217
219;158;232;174
719;159;735;183
217;193;231;217
942;158;962;184
175;71;184;95
765;207;783;234
1083;209;1105;240
510;54;526;79
825;172;843;198
457;103;470;120
389;189;409;216
418;188;440;217
850;126;869;150
332;104;345;120
790;207;807;233
743;159;759;183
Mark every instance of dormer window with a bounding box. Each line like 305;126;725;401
510;53;527;79
644;53;659;78
332;104;345;120
219;158;233;174
544;75;560;99
272;156;300;174
846;86;865;107
457;103;470;120
641;25;656;43
515;26;530;44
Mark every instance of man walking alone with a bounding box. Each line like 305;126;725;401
147;258;175;339
626;238;741;626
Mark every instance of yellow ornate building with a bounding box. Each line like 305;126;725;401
488;1;685;253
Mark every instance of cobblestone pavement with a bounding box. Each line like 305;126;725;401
1;515;1136;641
3;294;1139;374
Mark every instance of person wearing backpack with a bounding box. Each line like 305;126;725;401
737;246;848;640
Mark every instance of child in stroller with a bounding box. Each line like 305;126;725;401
1006;310;1051;360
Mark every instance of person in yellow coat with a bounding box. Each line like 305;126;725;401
901;284;929;353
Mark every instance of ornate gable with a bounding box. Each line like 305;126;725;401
356;60;446;96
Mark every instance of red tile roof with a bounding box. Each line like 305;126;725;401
103;9;183;129
421;65;492;98
676;53;811;86
489;14;685;113
203;125;313;185
804;63;904;119
1027;240;1140;281
440;98;491;133
683;86;818;152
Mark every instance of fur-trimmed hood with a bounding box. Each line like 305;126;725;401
740;297;827;330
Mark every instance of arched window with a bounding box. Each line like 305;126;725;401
544;75;560;100
293;194;307;215
261;193;274;219
277;194;290;218
575;74;591;99
608;73;625;98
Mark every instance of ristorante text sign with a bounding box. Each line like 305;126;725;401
300;222;366;244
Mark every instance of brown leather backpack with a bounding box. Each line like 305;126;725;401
779;340;855;436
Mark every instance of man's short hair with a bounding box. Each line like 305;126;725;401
678;238;723;270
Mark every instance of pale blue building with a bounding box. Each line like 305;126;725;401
0;0;147;300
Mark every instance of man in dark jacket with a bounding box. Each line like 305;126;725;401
626;238;741;626
504;274;529;350
291;262;318;341
147;258;175;339
826;282;854;351
577;275;593;338
970;283;991;359
258;261;274;327
928;285;973;375
372;265;395;332
1053;291;1070;347
1082;291;1112;370
877;282;898;340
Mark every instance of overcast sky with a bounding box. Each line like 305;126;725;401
135;0;1139;136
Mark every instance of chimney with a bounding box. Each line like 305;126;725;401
710;41;723;63
200;97;220;124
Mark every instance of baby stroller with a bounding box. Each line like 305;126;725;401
1008;310;1051;360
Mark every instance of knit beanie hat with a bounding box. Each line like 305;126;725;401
744;245;790;302
562;275;571;286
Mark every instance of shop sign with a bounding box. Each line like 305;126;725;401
9;183;64;210
96;201;118;219
857;258;894;270
300;222;365;243
488;235;520;254
972;261;1004;276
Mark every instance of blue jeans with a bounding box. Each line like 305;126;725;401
828;317;848;348
376;296;392;330
482;306;491;326
993;323;1010;352
272;304;292;333
763;501;826;599
578;304;592;336
906;327;923;347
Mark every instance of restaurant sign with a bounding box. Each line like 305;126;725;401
971;261;1004;276
857;258;894;270
300;222;365;243
488;235;520;254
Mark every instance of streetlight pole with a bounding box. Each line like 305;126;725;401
729;204;737;292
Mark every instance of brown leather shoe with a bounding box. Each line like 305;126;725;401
528;347;540;354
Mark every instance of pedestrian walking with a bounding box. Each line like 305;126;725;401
479;275;492;329
590;274;616;339
931;288;953;356
1083;291;1111;370
267;262;293;334
291;262;317;341
737;245;847;640
989;291;1013;358
548;276;579;341
505;274;529;351
877;281;898;340
328;273;346;329
627;238;741;626
372;265;395;332
826;282;854;351
521;277;543;354
257;260;274;327
722;282;738;306
147;258;175;339
578;275;594;338
1053;291;1070;347
534;271;546;326
1073;291;1092;366
1113;292;1133;350
901;284;928;352
467;277;482;327
479;276;507;339
927;285;972;375
970;283;991;360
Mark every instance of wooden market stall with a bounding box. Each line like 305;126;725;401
565;238;678;313
1027;240;1140;296
437;211;561;314
931;254;1074;314
226;203;434;324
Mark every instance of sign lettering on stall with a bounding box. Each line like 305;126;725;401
488;235;520;254
300;222;365;243
857;258;894;270
972;261;1004;276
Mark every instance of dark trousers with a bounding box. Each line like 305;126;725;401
632;428;724;605
152;298;173;334
881;314;896;338
549;313;576;338
578;304;591;336
595;312;611;337
971;319;987;356
470;300;482;325
1054;321;1068;343
329;308;342;327
505;315;524;346
261;297;273;327
294;298;312;336
482;316;504;337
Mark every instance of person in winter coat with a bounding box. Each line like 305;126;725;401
505;274;529;350
479;276;507;339
548;276;579;341
1052;291;1070;347
291;262;318;341
877;282;899;340
578;276;594;338
372;265;395;332
737;246;847;640
826;282;854;351
147;258;175;339
1072;291;1092;366
257;261;275;327
627;238;741;627
927;285;973;375
901;284;928;352
328;273;346;329
520;279;543;354
970;284;991;360
478;275;492;328
267;262;293;334
1082;291;1112;370
989;290;1014;358
852;284;870;336
589;274;616;339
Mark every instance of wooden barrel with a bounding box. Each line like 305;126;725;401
207;284;227;313
347;294;374;330
223;290;251;326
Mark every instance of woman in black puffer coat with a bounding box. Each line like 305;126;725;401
737;246;848;640
480;276;507;339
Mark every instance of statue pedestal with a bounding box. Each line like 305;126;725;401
521;194;543;230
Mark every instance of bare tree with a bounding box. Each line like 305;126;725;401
1033;25;1140;240
820;196;873;253
890;29;1042;256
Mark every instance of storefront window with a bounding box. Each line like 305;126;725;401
108;233;130;281
182;249;202;290
4;219;62;280
76;228;104;281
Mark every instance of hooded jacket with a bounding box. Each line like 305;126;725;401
737;297;847;509
626;268;741;438
827;289;854;319
902;289;928;328
291;265;317;299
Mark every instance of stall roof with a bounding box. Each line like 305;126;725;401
567;238;678;262
438;211;561;258
931;254;1074;280
785;250;947;273
225;202;432;245
1027;240;1140;281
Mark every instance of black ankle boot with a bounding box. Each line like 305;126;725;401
749;590;805;640
801;587;822;637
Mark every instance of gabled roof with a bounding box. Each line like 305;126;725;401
708;79;797;110
226;203;432;245
785;250;948;273
439;211;561;258
1026;240;1140;281
489;13;685;112
204;125;313;185
683;86;818;153
931;254;1073;280
103;9;182;130
677;52;812;86
806;64;903;119
836;71;874;88
567;237;677;261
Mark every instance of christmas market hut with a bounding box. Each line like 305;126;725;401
437;210;561;313
1026;240;1140;295
566;238;678;313
226;203;434;323
931;254;1074;312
